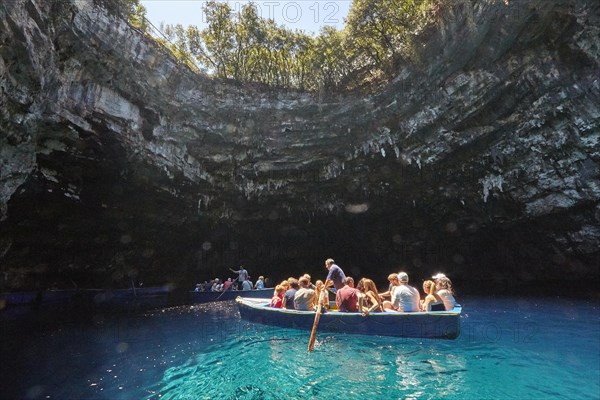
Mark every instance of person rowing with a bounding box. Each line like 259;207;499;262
229;266;249;290
323;258;346;292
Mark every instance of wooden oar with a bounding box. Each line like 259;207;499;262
308;288;327;352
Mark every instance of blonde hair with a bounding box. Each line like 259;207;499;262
423;280;436;294
275;285;286;294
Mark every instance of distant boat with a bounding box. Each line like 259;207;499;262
88;286;172;304
0;286;172;307
236;297;462;339
0;290;40;306
190;288;273;303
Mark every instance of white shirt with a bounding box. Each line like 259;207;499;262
242;280;253;290
392;284;420;312
436;289;456;310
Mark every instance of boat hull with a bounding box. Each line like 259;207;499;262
190;288;273;303
236;297;461;339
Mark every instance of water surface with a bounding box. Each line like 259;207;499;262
1;296;598;399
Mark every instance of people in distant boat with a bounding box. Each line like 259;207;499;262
204;280;213;292
432;273;457;310
270;285;286;308
242;278;253;291
222;278;234;292
383;272;420;312
336;276;360;312
324;258;346;291
211;278;222;292
229;266;249;290
281;278;299;309
194;284;203;292
421;280;443;311
357;278;383;315
254;276;265;289
275;280;289;296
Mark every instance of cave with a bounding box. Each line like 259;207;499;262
1;0;599;297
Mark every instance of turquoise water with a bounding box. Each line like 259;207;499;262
1;296;598;399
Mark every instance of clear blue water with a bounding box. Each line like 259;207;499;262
1;296;598;400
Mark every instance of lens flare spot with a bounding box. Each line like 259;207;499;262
116;342;129;353
344;203;369;214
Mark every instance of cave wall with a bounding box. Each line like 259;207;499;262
0;0;598;294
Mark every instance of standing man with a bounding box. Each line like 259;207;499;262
230;266;249;290
324;258;346;291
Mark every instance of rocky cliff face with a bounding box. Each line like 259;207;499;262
1;0;598;294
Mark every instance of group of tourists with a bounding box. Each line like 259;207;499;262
270;258;457;314
194;266;266;292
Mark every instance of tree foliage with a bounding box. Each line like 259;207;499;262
345;0;434;75
107;0;148;31
123;0;439;93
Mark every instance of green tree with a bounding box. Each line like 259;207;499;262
286;32;314;90
142;0;440;92
127;0;148;32
160;23;198;70
200;0;235;77
345;0;434;77
309;26;351;91
233;4;264;81
108;0;148;32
